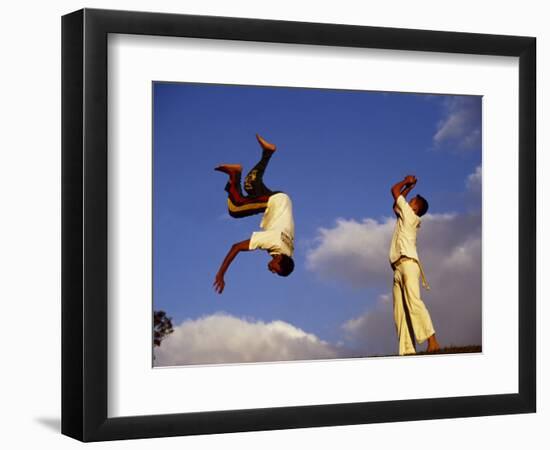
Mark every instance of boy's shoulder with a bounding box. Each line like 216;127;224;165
396;195;420;223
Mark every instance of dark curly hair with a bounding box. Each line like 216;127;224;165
416;195;429;217
277;255;295;277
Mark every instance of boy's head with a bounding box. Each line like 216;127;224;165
268;254;295;277
409;195;429;217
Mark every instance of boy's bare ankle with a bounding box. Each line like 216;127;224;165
427;334;440;352
214;164;242;175
256;134;276;152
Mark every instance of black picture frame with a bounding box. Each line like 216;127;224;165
61;8;536;442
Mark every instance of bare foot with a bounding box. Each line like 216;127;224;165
214;164;242;175
427;334;441;353
256;134;277;152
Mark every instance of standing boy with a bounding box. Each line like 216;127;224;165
213;134;295;294
390;175;440;355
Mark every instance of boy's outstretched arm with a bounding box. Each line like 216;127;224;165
391;175;417;214
400;179;417;198
213;239;251;294
391;175;417;200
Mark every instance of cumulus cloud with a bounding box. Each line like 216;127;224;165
154;313;341;366
342;293;396;356
433;96;482;151
306;213;469;288
307;211;482;354
466;165;482;193
306;217;396;288
464;165;482;210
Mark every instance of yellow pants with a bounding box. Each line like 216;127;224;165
392;260;435;355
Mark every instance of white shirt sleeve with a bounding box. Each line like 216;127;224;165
396;195;419;226
249;230;283;254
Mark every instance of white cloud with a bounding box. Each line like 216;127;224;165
466;165;482;192
307;210;482;354
342;293;396;356
306;213;462;288
433;96;481;151
306;217;396;288
154;313;340;366
464;165;482;210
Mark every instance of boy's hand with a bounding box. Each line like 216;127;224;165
405;175;417;185
213;273;226;294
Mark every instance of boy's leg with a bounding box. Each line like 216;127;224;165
393;270;416;355
214;164;246;204
400;261;437;347
214;164;271;218
244;134;277;197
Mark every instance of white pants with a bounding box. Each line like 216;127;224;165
392;260;435;355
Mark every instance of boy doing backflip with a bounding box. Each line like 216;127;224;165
390;175;440;355
213;134;295;294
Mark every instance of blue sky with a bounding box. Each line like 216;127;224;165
153;82;482;365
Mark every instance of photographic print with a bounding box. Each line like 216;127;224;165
62;10;535;440
152;82;482;367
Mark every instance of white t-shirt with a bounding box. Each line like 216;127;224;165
389;195;421;264
249;193;295;257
